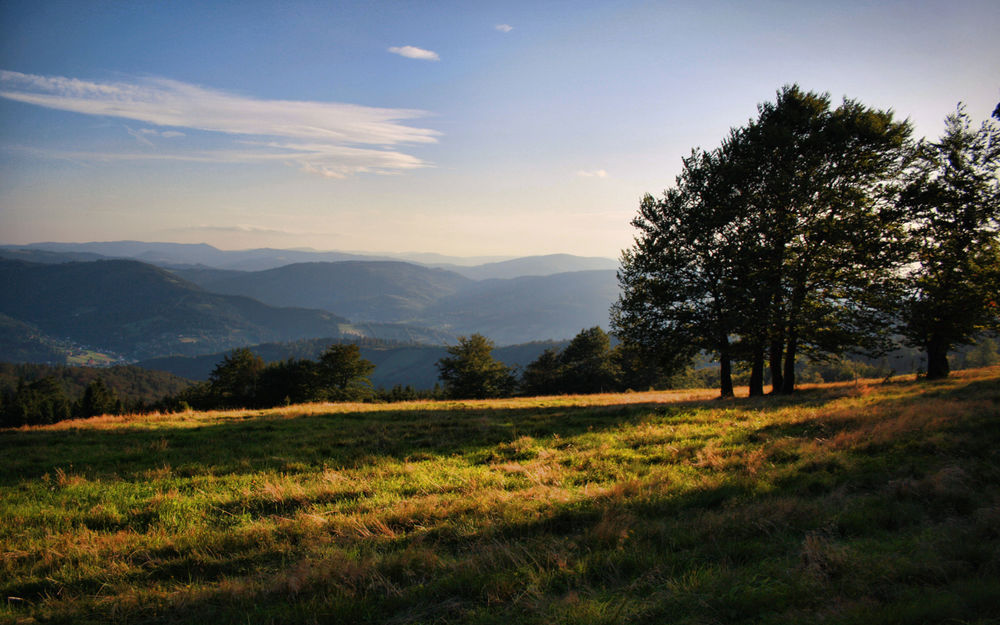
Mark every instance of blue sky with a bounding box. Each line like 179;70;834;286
1;0;998;258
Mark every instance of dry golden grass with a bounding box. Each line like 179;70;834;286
2;366;998;625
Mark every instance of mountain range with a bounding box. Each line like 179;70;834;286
0;242;621;372
0;258;450;360
2;241;618;277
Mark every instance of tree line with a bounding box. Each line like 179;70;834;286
613;86;999;396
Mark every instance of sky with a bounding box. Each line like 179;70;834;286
1;0;998;259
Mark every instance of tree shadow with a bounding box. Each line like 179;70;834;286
0;384;883;488
4;376;997;623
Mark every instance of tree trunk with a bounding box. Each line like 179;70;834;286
781;331;797;394
749;344;765;397
719;339;735;398
769;336;784;394
925;336;951;380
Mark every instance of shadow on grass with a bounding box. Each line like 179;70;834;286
4;374;999;624
0;382;918;488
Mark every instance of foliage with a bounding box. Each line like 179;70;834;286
171;344;378;410
315;343;376;401
436;334;517;399
0;362;192;407
208;348;266;408
615;85;913;396
0;376;72;427
2;368;999;623
520;348;563;396
521;327;621;395
77;378;122;419
899;105;1000;379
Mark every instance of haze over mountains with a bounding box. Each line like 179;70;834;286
0;241;621;370
2;241;618;277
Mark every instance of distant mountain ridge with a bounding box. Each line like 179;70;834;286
0;243;622;368
2;241;617;278
174;260;619;345
177;261;473;323
0;259;451;360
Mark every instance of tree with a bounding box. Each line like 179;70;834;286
613;147;744;397
520;348;563;396
436;334;516;399
315;343;376;401
1;376;72;427
255;358;319;407
899;105;1000;379
78;378;121;418
731;86;911;394
208;348;265;407
520;328;622;396
557;327;620;394
614;85;912;395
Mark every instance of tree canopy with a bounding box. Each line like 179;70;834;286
899;105;1000;379
436;334;517;399
614;85;913;395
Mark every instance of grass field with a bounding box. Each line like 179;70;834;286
2;368;999;624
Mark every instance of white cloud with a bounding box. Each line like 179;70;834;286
387;46;440;61
495;24;513;33
576;169;608;178
137;128;185;138
0;69;438;177
166;224;307;236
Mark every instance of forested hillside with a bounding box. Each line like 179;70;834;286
0;259;451;361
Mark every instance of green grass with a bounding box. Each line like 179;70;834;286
2;370;999;624
65;350;119;366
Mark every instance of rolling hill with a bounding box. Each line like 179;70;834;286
175;261;619;344
0;259;450;360
178;261;473;324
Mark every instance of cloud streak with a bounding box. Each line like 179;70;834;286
388;46;440;61
495;24;513;33
0;70;439;177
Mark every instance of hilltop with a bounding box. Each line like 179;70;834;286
2;368;998;624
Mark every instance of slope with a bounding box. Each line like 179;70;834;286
0;259;413;359
183;261;473;323
2;369;998;623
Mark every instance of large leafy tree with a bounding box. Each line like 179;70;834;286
613;147;745;397
899;105;1000;379
436;334;516;399
614;86;911;395
735;86;912;394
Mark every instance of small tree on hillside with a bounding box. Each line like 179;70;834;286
436;334;516;399
315;343;376;401
558;327;620;394
520;348;563;396
78;378;122;418
208;348;265;407
899;105;1000;379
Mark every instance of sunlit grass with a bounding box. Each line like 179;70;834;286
2;367;998;624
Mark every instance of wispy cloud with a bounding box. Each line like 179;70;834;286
137;128;185;138
495;24;513;33
387;46;440;61
164;224;311;236
0;69;438;177
576;169;608;178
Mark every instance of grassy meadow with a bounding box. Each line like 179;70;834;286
2;368;999;624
